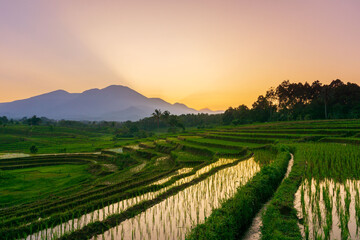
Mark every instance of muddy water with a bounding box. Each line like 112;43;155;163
294;178;360;240
92;157;261;240
25;158;239;240
243;153;294;240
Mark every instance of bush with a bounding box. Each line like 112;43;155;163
30;145;38;154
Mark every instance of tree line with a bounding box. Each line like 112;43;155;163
114;109;222;138
223;79;360;125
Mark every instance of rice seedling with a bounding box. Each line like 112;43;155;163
294;179;360;240
147;167;193;186
24;157;243;240
90;157;260;240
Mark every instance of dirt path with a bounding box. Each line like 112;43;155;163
242;153;294;240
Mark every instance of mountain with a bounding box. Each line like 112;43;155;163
199;108;224;114
0;85;217;121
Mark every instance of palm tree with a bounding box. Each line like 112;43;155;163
152;109;162;129
161;110;170;123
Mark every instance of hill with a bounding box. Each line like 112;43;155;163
0;85;216;121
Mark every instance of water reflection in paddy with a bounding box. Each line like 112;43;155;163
93;157;260;240
26;158;240;240
294;179;360;240
148;168;193;186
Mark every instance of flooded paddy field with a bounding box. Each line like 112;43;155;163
93;157;260;240
25;158;245;240
295;179;360;240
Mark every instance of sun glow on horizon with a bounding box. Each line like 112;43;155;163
1;0;360;110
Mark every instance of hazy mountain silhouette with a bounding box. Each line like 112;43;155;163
0;85;216;121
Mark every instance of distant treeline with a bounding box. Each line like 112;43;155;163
114;112;222;137
1;79;359;136
0;112;222;138
223;79;360;125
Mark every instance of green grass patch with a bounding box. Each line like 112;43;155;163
0;164;93;207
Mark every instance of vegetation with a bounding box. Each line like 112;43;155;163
0;123;135;154
29;145;38;154
261;149;304;240
1;118;360;239
223;79;360;124
0;164;92;206
187;148;290;239
299;143;360;181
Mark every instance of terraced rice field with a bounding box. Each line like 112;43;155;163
94;158;260;240
1;119;360;240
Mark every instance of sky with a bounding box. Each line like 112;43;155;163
1;0;360;110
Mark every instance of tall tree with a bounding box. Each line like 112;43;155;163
161;110;170;123
252;95;274;122
152;109;162;129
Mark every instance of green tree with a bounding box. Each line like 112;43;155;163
167;115;185;133
27;115;42;126
152;109;162;129
251;95;276;122
222;107;236;125
161;110;170;123
30;145;38;154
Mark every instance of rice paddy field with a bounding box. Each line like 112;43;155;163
1;119;360;240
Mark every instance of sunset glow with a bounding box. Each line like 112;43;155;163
1;0;360;110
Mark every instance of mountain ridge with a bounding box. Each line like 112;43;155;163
0;85;220;121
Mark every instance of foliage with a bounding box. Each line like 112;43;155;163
223;79;360;124
29;145;38;154
187;150;290;240
26;115;42;126
260;150;304;240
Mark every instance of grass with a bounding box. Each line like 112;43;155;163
204;134;276;145
171;150;208;165
185;136;263;148
0;125;137;154
298;143;360;181
0;164;92;206
172;138;248;156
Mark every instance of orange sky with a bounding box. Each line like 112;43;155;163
1;0;360;110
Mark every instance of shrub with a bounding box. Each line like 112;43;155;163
30;145;38;154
